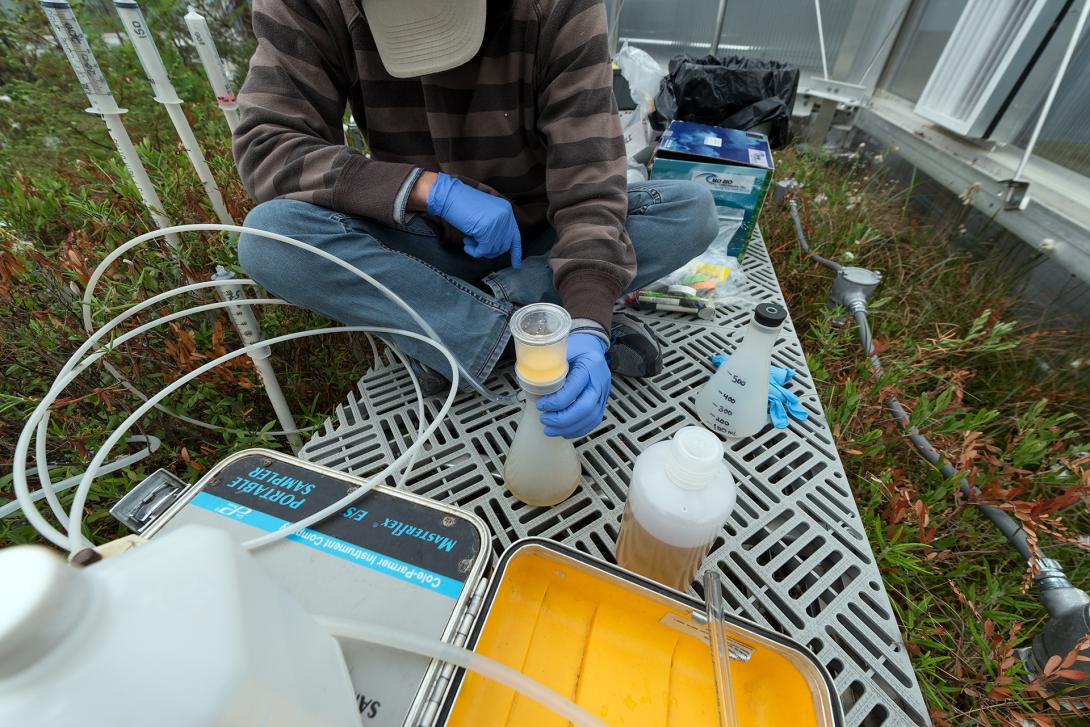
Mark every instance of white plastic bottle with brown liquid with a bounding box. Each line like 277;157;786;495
616;426;736;590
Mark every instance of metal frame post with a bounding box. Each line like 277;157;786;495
710;0;728;57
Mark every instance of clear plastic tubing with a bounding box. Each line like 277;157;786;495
12;305;438;552
80;325;452;553
12;289;291;549
316;617;609;727
80;224;518;407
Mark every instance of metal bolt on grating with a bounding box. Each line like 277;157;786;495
299;229;930;726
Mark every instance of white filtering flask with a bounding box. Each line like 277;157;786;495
695;302;787;439
616;426;736;590
0;525;360;727
503;303;583;507
504;394;583;506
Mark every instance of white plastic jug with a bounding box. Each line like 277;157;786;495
615;426;736;590
0;525;360;727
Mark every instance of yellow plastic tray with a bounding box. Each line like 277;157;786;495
444;540;841;726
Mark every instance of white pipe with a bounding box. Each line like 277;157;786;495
61;324;458;553
12;291;294;549
36;414;73;529
240;326;436;550
211;266;303;453
365;334;382;368
113;0;234;225
814;0;829;80
318;617;609;727
39;1;181;247
8;293;428;551
0;433;160;522
81;224;516;406
17;220;515;551
184;6;241;132
86;287;314;439
1015;0;1090;181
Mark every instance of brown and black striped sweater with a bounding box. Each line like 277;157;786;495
233;0;636;330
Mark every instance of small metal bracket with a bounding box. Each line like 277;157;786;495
802;76;869;108
109;468;190;534
1001;179;1031;211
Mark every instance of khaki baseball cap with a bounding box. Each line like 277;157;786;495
361;0;487;78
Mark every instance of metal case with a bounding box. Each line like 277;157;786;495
439;539;843;726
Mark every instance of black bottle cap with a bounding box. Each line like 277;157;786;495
753;303;786;328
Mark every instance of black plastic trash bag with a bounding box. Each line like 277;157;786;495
653;55;800;148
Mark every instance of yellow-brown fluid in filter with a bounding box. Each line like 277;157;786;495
446;548;823;727
510;303;570;388
615;503;709;591
513;341;568;385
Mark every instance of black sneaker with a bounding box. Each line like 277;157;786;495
407;358;451;397
608;314;663;378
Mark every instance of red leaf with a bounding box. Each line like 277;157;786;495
1043;654;1062;675
1053;669;1089;681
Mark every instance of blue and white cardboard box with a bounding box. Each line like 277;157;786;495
650;120;774;259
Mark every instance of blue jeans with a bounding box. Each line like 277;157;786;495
237;180;717;384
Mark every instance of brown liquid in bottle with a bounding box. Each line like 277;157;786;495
615;502;711;591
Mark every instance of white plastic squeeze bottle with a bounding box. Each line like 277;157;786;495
503;303;582;506
695;302;787;439
616;426;736;590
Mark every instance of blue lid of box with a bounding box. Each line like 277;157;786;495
658;120;774;170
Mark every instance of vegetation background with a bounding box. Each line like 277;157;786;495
2;2;1089;724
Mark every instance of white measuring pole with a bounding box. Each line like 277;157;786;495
212;267;303;453
113;0;234;225
184;6;242;132
116;2;300;451
40;0;180;247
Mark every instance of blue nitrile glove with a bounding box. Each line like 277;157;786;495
426;173;522;268
710;353;809;429
537;333;611;439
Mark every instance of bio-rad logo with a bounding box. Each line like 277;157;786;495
690;170;754;194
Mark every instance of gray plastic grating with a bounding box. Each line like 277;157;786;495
300;229;929;726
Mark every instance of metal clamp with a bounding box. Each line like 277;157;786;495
109;469;190;534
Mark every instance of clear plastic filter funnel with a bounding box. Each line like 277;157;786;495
509;304;571;395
